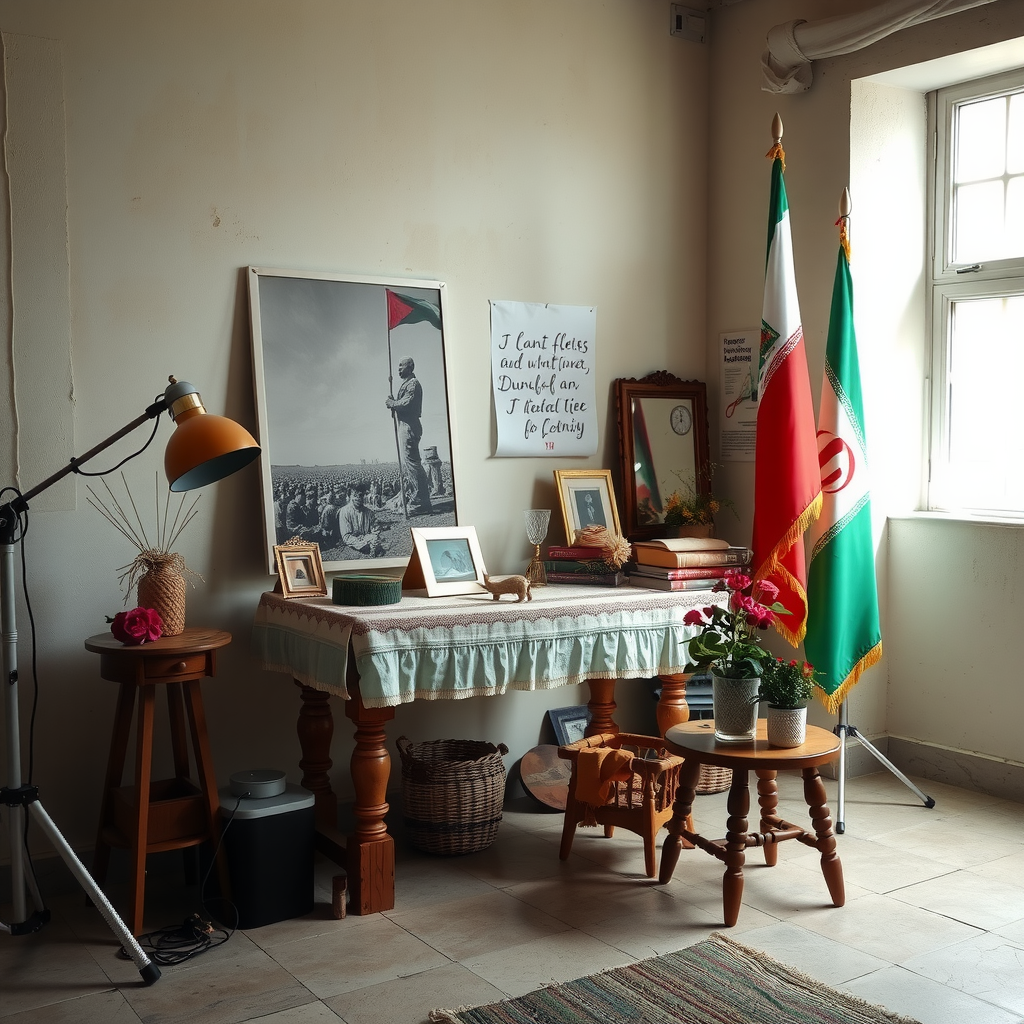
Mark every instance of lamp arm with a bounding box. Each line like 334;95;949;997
0;397;167;533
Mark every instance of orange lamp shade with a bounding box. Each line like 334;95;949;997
164;402;260;492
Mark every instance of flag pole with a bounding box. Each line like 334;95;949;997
824;189;934;833
385;311;410;522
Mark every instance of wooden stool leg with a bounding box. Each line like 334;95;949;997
755;769;779;866
803;766;845;907
722;768;749;927
183;680;230;901
92;682;136;886
129;686;156;937
166;683;191;781
659;758;699;884
558;766;581;862
585;678;617;736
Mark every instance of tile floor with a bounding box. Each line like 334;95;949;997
2;770;1023;1024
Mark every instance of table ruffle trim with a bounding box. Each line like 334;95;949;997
258;661;350;699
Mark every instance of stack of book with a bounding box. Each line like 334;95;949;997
628;537;752;591
544;544;626;586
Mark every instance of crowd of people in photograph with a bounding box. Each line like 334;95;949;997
272;460;452;558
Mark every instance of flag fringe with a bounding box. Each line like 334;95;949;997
822;641;883;715
765;142;786;171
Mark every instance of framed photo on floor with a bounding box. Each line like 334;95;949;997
249;267;459;574
548;705;591;746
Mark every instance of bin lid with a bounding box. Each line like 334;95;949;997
218;784;315;819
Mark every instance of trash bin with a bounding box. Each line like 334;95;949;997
209;784;315;929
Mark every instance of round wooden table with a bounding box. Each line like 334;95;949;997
659;719;844;927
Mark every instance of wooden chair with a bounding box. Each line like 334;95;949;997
558;732;685;878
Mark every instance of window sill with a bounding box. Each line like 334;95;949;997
888;510;1024;528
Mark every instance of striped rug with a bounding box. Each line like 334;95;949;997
430;933;921;1024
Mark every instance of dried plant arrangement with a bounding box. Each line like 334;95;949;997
88;473;204;634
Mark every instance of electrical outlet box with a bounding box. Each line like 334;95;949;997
670;4;706;43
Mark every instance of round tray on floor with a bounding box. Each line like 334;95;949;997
520;744;571;810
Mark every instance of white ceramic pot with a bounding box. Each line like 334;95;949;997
711;672;759;744
766;705;807;748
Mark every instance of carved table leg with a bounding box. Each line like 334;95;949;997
345;691;396;915
585;678;617;736
756;769;779;866
722;768;749;927
659;757;700;884
656;673;690;736
803;766;845;908
294;680;336;831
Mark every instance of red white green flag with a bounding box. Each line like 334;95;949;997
752;143;822;646
386;289;442;331
804;220;882;712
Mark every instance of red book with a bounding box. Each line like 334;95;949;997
629;565;732;581
547;545;608;560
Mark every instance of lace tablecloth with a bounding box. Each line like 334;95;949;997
252;584;719;708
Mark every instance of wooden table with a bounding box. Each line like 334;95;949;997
251;584;722;915
659;719;844;927
86;627;231;936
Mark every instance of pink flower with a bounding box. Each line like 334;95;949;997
754;579;779;603
723;570;752;591
110;607;163;645
683;609;706;626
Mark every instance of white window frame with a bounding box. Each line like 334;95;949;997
928;68;1024;516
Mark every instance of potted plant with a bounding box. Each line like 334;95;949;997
661;468;736;539
682;571;789;743
757;658;822;747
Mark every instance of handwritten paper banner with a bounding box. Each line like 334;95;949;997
490;300;598;457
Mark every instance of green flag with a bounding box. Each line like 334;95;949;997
805;232;882;713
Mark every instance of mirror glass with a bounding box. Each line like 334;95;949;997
614;373;709;540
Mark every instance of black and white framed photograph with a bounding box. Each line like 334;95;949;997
410;526;487;597
548;705;591;746
249;267;459;573
273;541;328;599
553;468;621;544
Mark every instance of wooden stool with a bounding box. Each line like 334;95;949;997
86;627;232;936
659;719;845;927
558;732;686;878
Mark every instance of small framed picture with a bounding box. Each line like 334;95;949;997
553;469;622;544
548;705;592;746
410;526;487;597
273;541;328;598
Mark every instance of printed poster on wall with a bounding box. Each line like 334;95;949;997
720;329;760;462
490;301;598;457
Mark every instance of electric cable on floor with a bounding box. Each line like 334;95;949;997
117;796;242;966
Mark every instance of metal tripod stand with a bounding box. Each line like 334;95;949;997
834;701;935;834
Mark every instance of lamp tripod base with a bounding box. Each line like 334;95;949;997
1;785;160;983
833;702;935;835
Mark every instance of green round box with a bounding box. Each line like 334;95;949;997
332;574;402;607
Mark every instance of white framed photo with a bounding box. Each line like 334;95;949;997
410;526;487;598
248;267;459;574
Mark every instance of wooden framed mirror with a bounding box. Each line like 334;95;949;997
614;371;710;541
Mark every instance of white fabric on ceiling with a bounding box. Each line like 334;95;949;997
761;0;999;93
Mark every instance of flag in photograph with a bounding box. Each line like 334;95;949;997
387;289;442;331
805;217;882;712
752;139;822;646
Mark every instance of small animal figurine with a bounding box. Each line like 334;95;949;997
482;574;532;602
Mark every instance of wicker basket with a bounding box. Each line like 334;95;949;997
696;764;732;794
397;736;508;856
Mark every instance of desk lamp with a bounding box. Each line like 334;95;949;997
0;376;259;984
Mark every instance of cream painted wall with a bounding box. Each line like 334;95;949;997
707;0;1024;767
0;0;710;857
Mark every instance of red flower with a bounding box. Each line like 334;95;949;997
110;607;163;645
683;609;707;626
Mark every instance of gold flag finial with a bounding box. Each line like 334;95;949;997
766;112;786;170
836;187;852;260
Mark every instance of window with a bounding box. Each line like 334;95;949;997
929;70;1024;515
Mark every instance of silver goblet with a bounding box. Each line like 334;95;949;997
524;509;551;587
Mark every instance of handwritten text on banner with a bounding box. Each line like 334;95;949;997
490;300;598;457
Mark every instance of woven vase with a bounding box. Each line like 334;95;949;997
710;672;759;744
137;552;187;636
